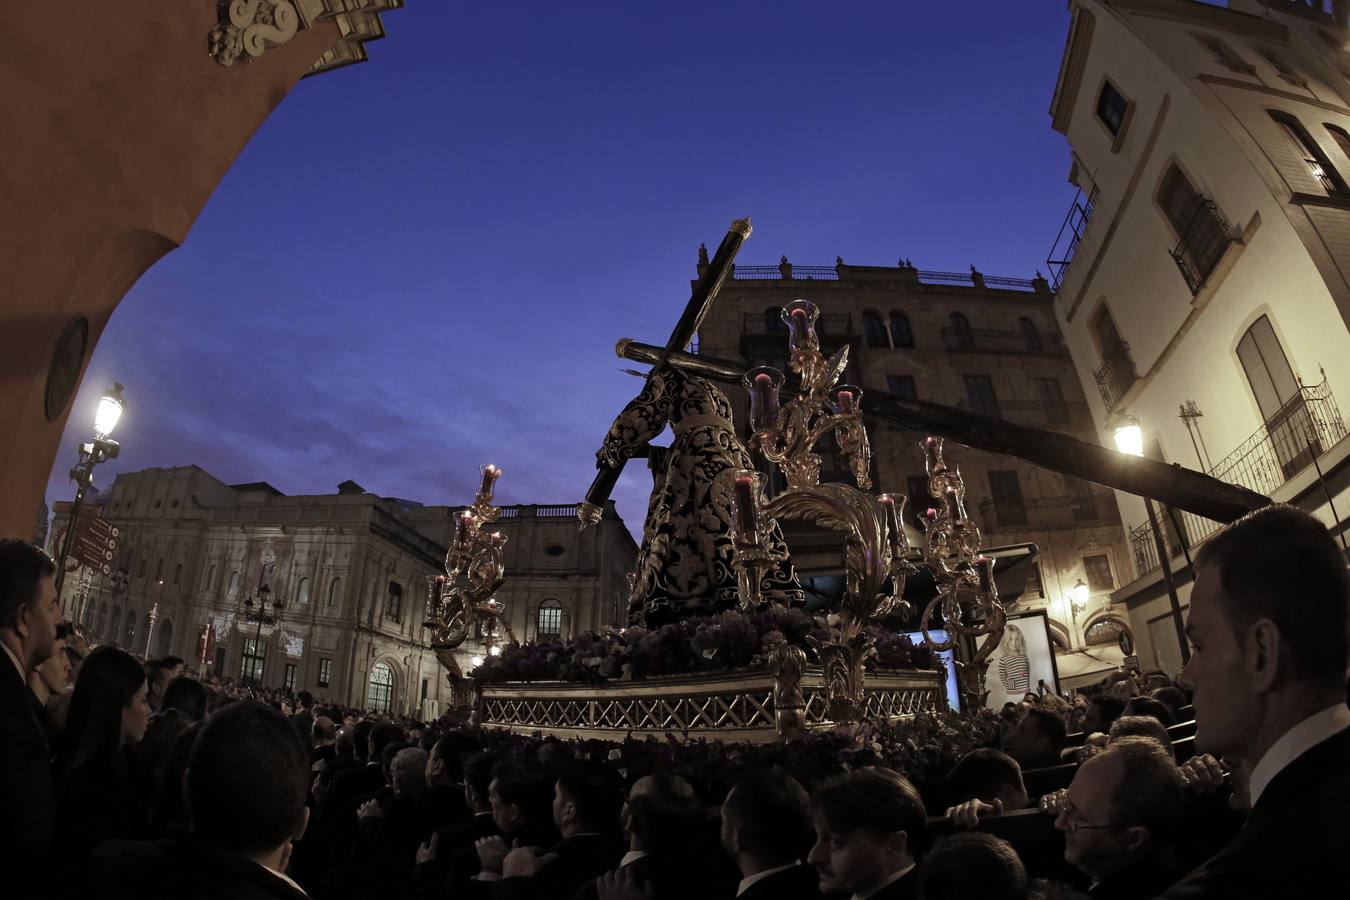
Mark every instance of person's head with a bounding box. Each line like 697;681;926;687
186;702;309;858
0;539;59;670
1053;737;1183;881
160;676;210;722
1107;716;1172;754
144;660;171;711
1142;671;1172;693
161;656;185;680
1149;686;1187;723
624;770;704;852
336;724;356;757
59;644;151;774
1180;505;1349;761
720;769;813;871
464;751;500;814
1122;696;1174;727
945;748;1028;810
352;720;374;763
391;747;429;796
1083;694;1125;735
488;758;555;834
368;722;403;765
1002;624;1026;656
1005;707;1067;764
312;716;336;747
32;622;73;696
1022;692;1039;705
553;759;625;836
920;832;1028;900
428;730;484;788
808;768;927;897
296;690;314;711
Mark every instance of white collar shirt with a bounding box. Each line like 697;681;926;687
1248;703;1350;807
736;862;799;897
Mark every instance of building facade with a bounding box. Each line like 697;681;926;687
694;256;1135;686
1046;0;1350;674
51;465;636;717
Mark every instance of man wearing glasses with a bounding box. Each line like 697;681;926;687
1052;737;1188;899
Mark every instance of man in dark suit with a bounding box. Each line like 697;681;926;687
414;750;501;899
808;768;926;900
1007;706;1069;771
444;757;559;897
493;759;625;899
919;832;1027;900
720;769;821;899
290;690;315;754
0;539;60;868
1159;505;1350;899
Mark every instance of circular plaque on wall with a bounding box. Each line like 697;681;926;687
45;317;88;421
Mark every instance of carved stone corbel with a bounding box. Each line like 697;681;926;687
209;0;302;67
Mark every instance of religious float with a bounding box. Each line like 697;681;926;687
422;219;1270;743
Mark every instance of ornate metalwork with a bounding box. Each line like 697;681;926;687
425;465;517;658
764;631;808;740
209;0;301;68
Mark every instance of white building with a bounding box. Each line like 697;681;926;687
1047;0;1350;674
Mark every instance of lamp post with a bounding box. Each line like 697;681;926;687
55;383;125;598
239;582;284;686
1113;417;1190;665
1070;578;1089;647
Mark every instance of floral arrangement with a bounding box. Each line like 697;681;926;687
470;606;940;685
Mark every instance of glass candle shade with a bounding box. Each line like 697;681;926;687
941;486;968;523
731;470;762;545
479;464;501;502
781;299;820;353
743;366;784;431
832;384;863;416
879;493;907;559
923;436;947;475
975;555;995;594
455;512;476;550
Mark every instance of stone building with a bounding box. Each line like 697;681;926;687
693;256;1135;687
1046;0;1350;674
51;465;636;717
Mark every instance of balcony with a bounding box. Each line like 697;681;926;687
940;327;1065;357
1046;186;1099;292
1093;345;1137;413
1170;196;1235;294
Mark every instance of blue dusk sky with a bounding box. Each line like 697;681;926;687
50;0;1080;537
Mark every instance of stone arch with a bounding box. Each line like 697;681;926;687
155;617;174;658
366;658;399;713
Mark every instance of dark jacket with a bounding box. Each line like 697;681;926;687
491;832;624;900
446;820;560;900
865;868;920;900
59;748;150;864
90;834;308;899
0;656;54;867
1159;725;1350;899
738;862;823;900
571;851;736;900
414;812;499;899
1086;847;1187;900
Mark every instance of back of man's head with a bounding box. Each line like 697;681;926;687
161;676;210;722
812;767;926;850
1195;503;1350;686
391;747;429;795
352;720;374;762
1108;716;1172;755
432;729;485;784
626;769;704;852
312;716;336;744
187;702;309;855
0;539;55;632
1092;737;1184;845
491;758;556;828
556;759;626;834
945;748;1027;807
1149;686;1187;721
722;769;813;866
1123;696;1175;727
370;722;404;763
464;750;500;811
920;832;1028;900
1087;695;1125;732
296;690;314;710
1023;707;1068;753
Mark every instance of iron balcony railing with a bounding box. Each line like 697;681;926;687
1093;344;1137;412
726;263;1041;292
939;327;1065;357
741;312;855;337
1129;377;1347;580
1046;185;1099;292
1170;195;1235;294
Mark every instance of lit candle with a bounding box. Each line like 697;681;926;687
879;494;906;558
788;307;809;341
835;389;855;415
479;464;501;502
733;474;760;544
923;436;947;474
752;372;780;429
975;555;995;594
455;512;475;549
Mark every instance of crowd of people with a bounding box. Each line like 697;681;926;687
2;503;1348;899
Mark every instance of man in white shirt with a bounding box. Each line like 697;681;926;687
807;768;925;900
1162;504;1350;899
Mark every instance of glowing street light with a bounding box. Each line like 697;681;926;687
1113;416;1143;457
93;383;125;439
55;383;127;599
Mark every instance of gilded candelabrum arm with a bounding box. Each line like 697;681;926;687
426;465;512;653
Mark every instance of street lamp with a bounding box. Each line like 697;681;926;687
55;383;126;597
1113;416;1190;665
239;582;284;685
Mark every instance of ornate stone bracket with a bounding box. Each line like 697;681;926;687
209;1;302;67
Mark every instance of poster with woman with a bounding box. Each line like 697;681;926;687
984;611;1060;710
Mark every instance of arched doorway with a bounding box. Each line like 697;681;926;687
155;618;174;659
366;661;396;713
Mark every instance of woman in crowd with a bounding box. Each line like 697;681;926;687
55;644;153;861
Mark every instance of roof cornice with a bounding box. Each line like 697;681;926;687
1050;4;1097;135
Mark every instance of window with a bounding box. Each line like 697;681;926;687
385;582;403;623
204;564;215;593
328;577;343;608
284;663;297;692
887;375;917;400
1034;378;1070;425
1018;318;1043;353
1269;111;1347;194
863;310;888;347
1158;164;1231;292
1025;563;1045;598
1196;34;1256;75
1096;81;1128;135
889;311;914;348
227;570;239;597
138;558;147;578
1237;315;1317;478
318;657;333;688
155;558;164;583
764;307;786;334
296;577;311;605
1083;554;1115;591
964;374;1001;418
1086;618;1128;647
1326;124;1350;170
367;662;395;713
987;471;1028;527
1259;49;1308;89
537;601;563;640
1068;478;1099;522
172;563;182;585
421;678;429;701
949;312;974;349
906;476;931;527
241;638;267;684
214;646;227;672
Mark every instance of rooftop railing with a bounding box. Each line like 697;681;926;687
724;262;1042;292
